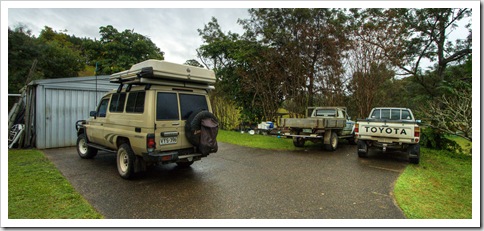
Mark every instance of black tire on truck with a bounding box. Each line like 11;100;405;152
324;131;338;151
357;140;368;158
185;109;218;147
293;137;305;147
117;143;136;179
76;133;98;159
408;144;421;164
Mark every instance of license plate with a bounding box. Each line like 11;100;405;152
303;129;312;133
160;137;177;145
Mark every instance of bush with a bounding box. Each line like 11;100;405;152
420;127;462;153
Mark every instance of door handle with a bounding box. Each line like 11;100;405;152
172;122;180;126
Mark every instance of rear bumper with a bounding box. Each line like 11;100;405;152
142;148;206;163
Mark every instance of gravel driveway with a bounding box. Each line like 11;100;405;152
42;141;407;219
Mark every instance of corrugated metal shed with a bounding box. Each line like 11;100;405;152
28;75;118;149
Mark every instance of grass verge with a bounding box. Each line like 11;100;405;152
393;148;472;218
217;129;323;150
8;149;103;219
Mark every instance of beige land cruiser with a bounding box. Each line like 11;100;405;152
75;60;219;179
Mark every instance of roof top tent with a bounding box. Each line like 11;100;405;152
23;75;118;149
109;59;216;90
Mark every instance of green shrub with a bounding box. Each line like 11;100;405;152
420;127;462;153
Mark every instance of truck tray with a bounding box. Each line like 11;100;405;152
110;60;216;86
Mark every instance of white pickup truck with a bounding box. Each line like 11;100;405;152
355;107;421;164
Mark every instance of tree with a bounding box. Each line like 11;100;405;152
184;59;204;68
96;25;165;74
37;26;85;78
240;8;350;113
8;26;41;94
361;8;472;97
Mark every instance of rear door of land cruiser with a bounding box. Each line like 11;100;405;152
155;91;183;151
154;89;210;151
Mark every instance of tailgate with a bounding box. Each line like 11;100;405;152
282;118;321;128
357;121;416;139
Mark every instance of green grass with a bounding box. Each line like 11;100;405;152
217;130;322;150
8;149;104;219
394;148;472;218
448;135;472;155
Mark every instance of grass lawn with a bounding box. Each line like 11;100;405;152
393;147;472;219
8;149;103;219
217;129;323;150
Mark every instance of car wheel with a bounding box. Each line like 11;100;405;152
357;140;368;158
293;137;305;147
117;143;136;179
408;144;420;164
77;133;98;159
324;132;338;151
185;109;218;146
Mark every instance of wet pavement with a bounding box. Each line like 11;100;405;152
42;141;408;219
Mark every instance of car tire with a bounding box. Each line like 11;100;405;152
408;144;421;164
77;133;98;159
185;109;218;146
324;132;338;151
357;140;368;158
117;143;136;179
293;137;305;147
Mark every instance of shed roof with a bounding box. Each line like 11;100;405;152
28;75;118;91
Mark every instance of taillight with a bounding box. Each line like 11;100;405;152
354;123;359;133
147;134;156;152
414;126;420;143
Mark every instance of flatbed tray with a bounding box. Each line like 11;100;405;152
110;60;216;86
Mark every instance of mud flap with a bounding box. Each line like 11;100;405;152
134;156;146;173
323;130;332;145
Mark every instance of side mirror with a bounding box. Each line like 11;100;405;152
416;119;422;124
90;111;97;117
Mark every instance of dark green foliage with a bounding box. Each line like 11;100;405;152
8;25;165;98
420;127;462;153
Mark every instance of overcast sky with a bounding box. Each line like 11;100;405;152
6;2;477;67
8;7;250;64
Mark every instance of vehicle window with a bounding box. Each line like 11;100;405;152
97;98;109;117
180;94;208;120
391;109;401;120
370;109;380;119
316;109;336;117
126;91;145;113
402;110;412;120
380;109;391;120
109;93;126;112
156;92;179;120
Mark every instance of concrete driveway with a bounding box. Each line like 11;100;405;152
42;141;408;219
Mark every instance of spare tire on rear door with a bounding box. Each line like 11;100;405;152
185;109;219;155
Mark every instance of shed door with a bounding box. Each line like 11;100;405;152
40;88;99;149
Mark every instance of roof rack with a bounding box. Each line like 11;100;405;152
109;60;216;89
